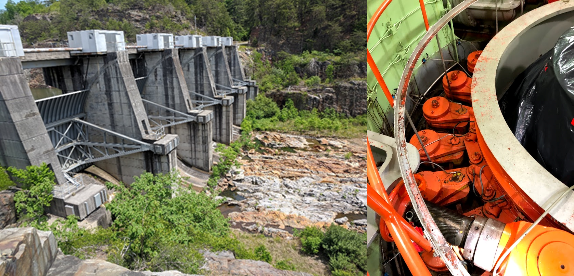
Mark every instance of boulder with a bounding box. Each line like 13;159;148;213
0;227;57;276
0;191;15;229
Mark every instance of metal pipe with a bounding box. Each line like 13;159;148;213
367;51;394;107
368;185;433;253
418;0;431;30
393;1;477;275
23;47;82;52
368;185;432;276
367;137;433;252
367;0;393;40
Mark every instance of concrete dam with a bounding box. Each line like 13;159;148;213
0;27;258;219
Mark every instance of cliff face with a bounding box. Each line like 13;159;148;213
267;81;367;117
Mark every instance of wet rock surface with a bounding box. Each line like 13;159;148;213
220;132;367;234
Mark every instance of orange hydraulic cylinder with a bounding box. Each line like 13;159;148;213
467;50;482;73
368;185;432;276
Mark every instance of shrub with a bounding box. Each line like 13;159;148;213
326;64;335;83
10;163;55;220
321;225;367;272
344;152;353;159
296;226;324;254
305;76;321;87
329;253;356;272
254;244;272;263
246;94;280;119
0;167;14;191
278;99;299;122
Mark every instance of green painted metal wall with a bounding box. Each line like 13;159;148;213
367;0;457;133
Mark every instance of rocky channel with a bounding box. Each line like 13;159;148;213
218;132;367;237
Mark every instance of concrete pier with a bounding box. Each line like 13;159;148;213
0;57;65;184
225;45;258;101
206;46;247;126
137;48;213;171
210;96;234;145
189;110;213;171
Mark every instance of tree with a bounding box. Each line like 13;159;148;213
9;163;55;220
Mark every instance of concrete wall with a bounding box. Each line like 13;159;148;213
189;110;213;172
140;49;194;112
0;57;65;184
179;48;217;99
83;51;154;141
225;45;246;81
94;134;178;184
206;46;233;90
207;46;247;126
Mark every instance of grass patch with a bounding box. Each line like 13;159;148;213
233;230;330;276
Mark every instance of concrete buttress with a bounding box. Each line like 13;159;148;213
0;57;65;184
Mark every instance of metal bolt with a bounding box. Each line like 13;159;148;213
432;99;439;108
472;152;482;161
451;71;459;80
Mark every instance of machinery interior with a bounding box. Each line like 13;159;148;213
367;0;574;275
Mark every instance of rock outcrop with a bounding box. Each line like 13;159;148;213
47;254;200;276
0;191;16;229
220;132;367;233
202;251;312;276
0;227;58;276
0;227;312;276
267;81;367;117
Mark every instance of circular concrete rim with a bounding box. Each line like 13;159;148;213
472;1;574;230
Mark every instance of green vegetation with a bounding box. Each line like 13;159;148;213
305;76;321;87
298;226;324;254
295;225;367;275
0;0;365;53
19;170;276;274
250;50;365;93
275;259;297;271
0;167;14;191
254;244;272;263
8;163;55;222
242;94;366;138
207;130;257;188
